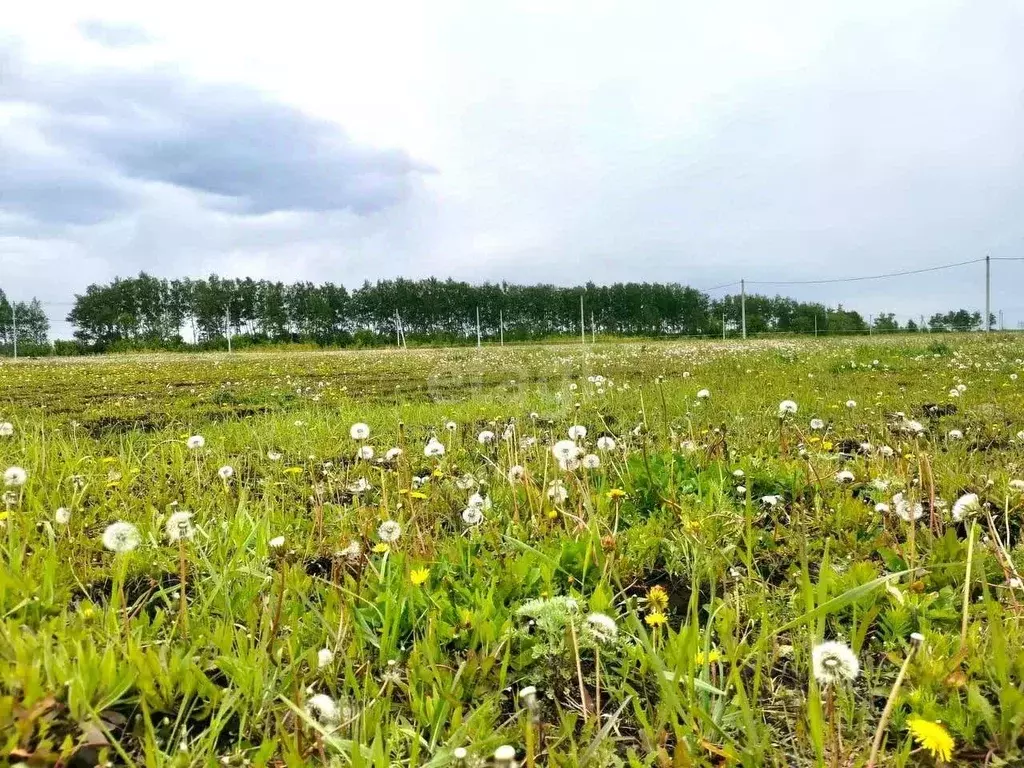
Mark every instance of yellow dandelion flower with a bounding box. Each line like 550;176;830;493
645;611;668;628
410;568;430;586
695;648;722;665
372;542;389;554
647;585;669;612
607;488;626;499
410;491;428;500
432;468;444;478
822;440;834;450
907;718;954;762
546;509;558;519
284;466;303;475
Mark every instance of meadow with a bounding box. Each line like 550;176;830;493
2;335;1023;767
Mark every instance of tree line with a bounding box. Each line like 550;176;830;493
0;289;51;355
0;273;1000;355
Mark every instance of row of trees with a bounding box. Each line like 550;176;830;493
0;290;50;354
52;272;993;352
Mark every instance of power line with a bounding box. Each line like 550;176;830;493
745;257;985;286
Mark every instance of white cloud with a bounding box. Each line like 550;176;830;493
3;0;1024;335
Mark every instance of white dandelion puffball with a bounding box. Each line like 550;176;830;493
346;423;369;442
568;424;587;440
357;445;375;460
377;519;402;543
948;388;960;398
477;430;495;444
4;466;27;487
467;492;488;509
165;511;195;542
811;641;860;686
462;506;483;526
317;648;335;669
218;465;234;480
952;492;981;522
456;474;478;491
760;495;780;507
586;612;618;644
892;492;923;522
347;477;370;494
732;469;745;479
494;746;516;762
552;439;580;463
956;383;967;392
696;388;711;400
445;420;458;431
267;450;283;461
384;447;403;461
55;507;71;525
186;435;205;450
834;470;855;484
0;422;13;437
596;436;616;451
880;445;895;458
102;521;141;553
424;438;445;457
269;535;285;548
305;693;340;726
845;400;857;409
507;465;525;482
547;481;568;503
947;429;963;440
1017;430;1024;442
874;503;890;514
809;418;825;430
453;748;467;760
582;453;601;469
1010;479;1024;492
778;400;798;416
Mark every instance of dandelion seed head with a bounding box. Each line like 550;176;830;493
186;435;205;450
349;423;370;440
585;612;618;643
4;466;27;487
305;693;340;725
378;519;402;543
218;465;234;480
811;641;859;686
55;507;71;525
165;511;195;542
102;521;141;553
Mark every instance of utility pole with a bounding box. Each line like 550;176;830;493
499;309;504;347
395;310;402;348
225;305;232;353
869;314;873;336
590;311;596;344
740;279;747;340
476;306;481;348
985;254;991;332
999;309;1004;331
722;312;726;341
814;315;818;338
920;314;925;332
11;303;17;360
580;294;585;345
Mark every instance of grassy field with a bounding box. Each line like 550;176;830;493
2;335;1023;766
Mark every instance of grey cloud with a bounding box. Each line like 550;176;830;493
1;57;426;224
77;20;152;48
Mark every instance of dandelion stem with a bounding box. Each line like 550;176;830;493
178;537;188;638
569;619;588;720
269;559;287;657
867;639;920;768
961;519;976;647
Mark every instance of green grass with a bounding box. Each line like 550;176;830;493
2;334;1023;766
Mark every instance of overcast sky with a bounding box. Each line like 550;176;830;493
3;0;1024;336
